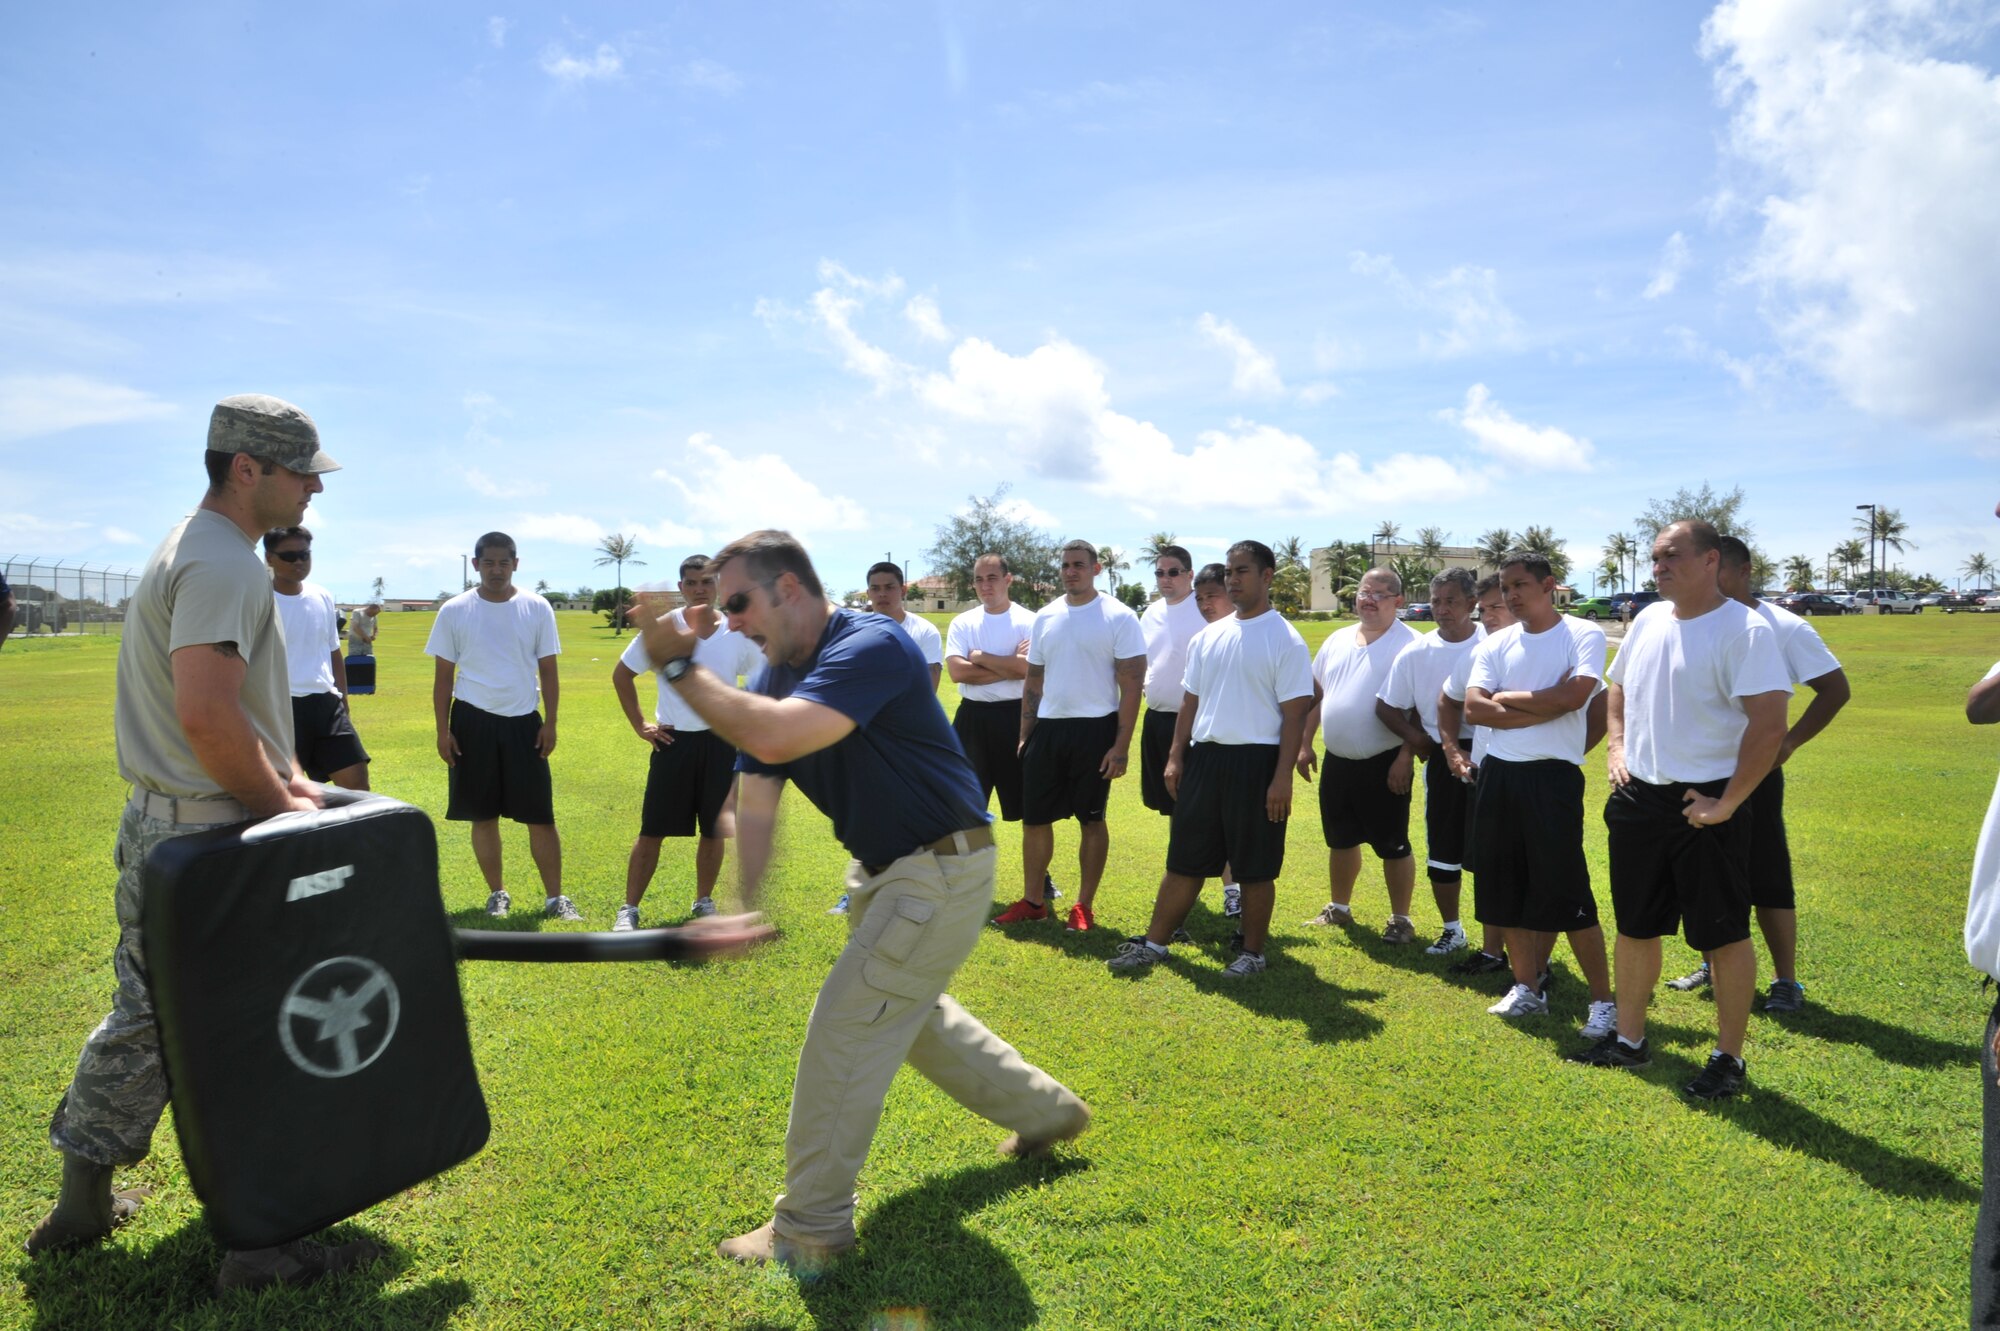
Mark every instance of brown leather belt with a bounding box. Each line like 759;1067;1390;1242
862;823;995;877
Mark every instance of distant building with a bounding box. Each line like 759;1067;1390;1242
910;574;978;615
1309;542;1501;613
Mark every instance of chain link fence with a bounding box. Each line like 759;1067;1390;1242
3;557;142;639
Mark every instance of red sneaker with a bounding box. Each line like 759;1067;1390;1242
991;898;1049;925
1066;903;1095;932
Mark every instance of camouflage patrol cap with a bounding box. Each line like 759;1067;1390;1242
206;394;341;473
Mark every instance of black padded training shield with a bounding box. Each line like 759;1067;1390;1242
141;793;489;1249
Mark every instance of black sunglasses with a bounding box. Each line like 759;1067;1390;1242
272;550;311;563
721;579;778;616
1156;566;1187;577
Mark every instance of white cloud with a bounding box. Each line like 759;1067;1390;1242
1297;382;1341;405
1702;0;2000;431
627;518;704;548
487;16;510;48
513;513;608;544
674;59;741;94
0;514;89;546
652;432;867;539
0;374;176;442
540;42;622;82
904;294;952;342
1441;384;1595;472
972;496;1059;529
1665;325;1765;391
101;526;141;545
466;468;544;499
1643;231;1692;299
1196;313;1284;395
1349;251;1521;357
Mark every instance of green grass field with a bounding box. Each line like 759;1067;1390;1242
3;610;1999;1328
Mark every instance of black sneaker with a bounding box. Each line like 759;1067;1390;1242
1762;979;1806;1014
1228;930;1245;953
1683;1051;1747;1100
1568;1033;1651;1069
1536;969;1552;999
1448;949;1509;976
1044;873;1062;902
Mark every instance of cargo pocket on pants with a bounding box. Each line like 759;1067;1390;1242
872;896;935;967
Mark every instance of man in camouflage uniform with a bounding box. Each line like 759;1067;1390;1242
28;395;381;1292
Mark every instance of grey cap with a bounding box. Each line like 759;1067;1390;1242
206;394;341;474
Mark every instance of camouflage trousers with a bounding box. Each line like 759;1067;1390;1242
48;803;229;1166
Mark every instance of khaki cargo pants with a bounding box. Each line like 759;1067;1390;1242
771;842;1084;1247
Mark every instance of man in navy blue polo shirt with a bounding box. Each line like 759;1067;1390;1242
637;529;1089;1273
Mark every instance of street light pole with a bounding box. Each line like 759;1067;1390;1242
1855;504;1876;601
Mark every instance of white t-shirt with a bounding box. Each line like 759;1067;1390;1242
1141;594;1206;712
885;610;943;667
273;582;341;697
1184;611;1315;746
1466;617;1607;765
1751;600;1843;687
1028;593;1147;720
1605;599;1792;784
1378;624;1485;745
1964;661;2000;979
1311;619;1419;759
618;609;764;732
425;589;561;718
945;602;1039;703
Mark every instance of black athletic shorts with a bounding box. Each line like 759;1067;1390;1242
953;698;1025;822
1166;742;1288;884
1747;765;1793;910
1603;776;1753;951
640;728;737;838
1422;747;1473;883
446;699;555;825
1317;747;1412;858
1140;706;1180;815
1468;757;1597;932
1021;714;1118;826
290;691;370;782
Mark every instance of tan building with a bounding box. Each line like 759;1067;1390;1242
1308;543;1572;612
909;574;978;615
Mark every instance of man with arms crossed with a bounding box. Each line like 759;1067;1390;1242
944;555;1039;830
992;539;1146;933
612;554;764;929
1298;568;1421;940
1374;568;1483;956
1573;520;1790;1099
636;530;1088;1271
264;526;370;790
428;533;581;920
28;394;379;1290
1663;535;1849;1012
1108;541;1314;978
1437;575;1513;975
1461;553;1617;1038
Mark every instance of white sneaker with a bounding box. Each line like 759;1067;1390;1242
828;893;850;916
1424;925;1469;955
484;890;511;917
691;897;718;918
1579;999;1618;1040
1220;951;1267;978
613;904;640;932
544;895;584;922
1221;885;1242;918
1487;983;1549;1018
1303;902;1353;926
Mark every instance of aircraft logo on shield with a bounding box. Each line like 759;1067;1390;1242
278;955;401;1079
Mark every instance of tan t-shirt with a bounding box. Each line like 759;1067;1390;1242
116;509;295;799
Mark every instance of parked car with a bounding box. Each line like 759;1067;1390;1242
1606;591;1662;618
1979;595;2000;614
1773;592;1847;617
1398;603;1433;622
1566;596;1615;620
1915;593;1947;608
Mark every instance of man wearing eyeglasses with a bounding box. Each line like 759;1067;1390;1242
635;529;1088;1273
943;553;1038;825
263;526;370;790
1138;545;1203;820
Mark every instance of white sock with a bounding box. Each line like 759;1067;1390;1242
1223;881;1238;891
1390;913;1411;925
1441;919;1462;933
1617;1034;1644;1050
1144;939;1169;957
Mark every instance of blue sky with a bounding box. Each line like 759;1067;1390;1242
5;1;1999;600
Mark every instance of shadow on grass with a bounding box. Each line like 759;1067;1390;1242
741;1158;1086;1331
15;1218;469;1330
1776;1004;1976;1071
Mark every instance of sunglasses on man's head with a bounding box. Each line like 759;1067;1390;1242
273;550;311;563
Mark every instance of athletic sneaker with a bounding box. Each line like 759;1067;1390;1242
1487;983;1548;1018
1045;873;1062;902
1448;949;1509;976
1579;999;1618;1040
1221;885;1242;918
215;1236;383;1293
613;904;640;932
1066;903;1095;933
1220;951;1267;978
1683;1051;1748;1100
828;893;851;916
544;895;584;922
1666;961;1711;992
1763;978;1806;1014
691;897;718;918
1303;902;1353;926
1570;1033;1651;1069
1107;939;1164;972
1424;925;1469;956
1170;927;1192;943
1537;969;1552;999
992;898;1049;925
1382;916;1418;945
1227;930;1245;953
484;889;511;917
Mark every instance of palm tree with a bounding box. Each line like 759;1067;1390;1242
1271;563;1312;618
1274;535;1306;570
1413;526;1447;566
1475;528;1516;571
1749;550;1778;593
1597;554;1623;593
1834;538;1867;588
1139;532;1180;568
1097;545;1130;594
1519;525;1571;582
1605;532;1638;598
1964;552;1993;592
1853;507;1915;589
594;534;647;634
1371;520;1401;565
1390;552;1436;599
1783;555;1816;592
1317;540;1367;611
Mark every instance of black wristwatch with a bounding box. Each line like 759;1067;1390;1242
662;657;696;685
